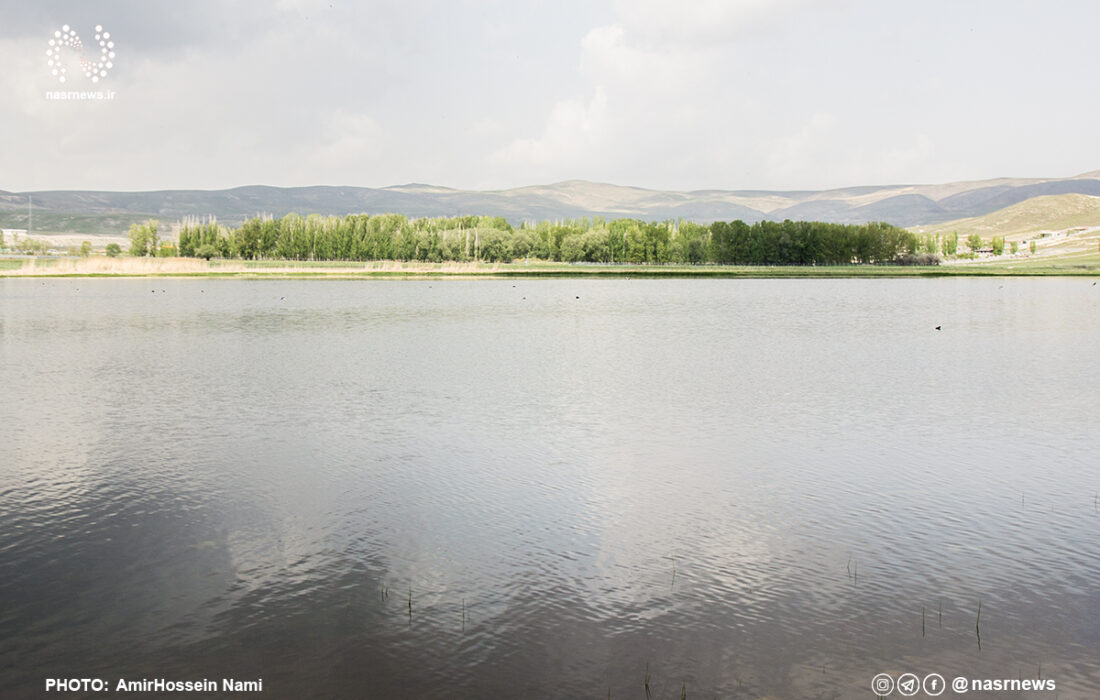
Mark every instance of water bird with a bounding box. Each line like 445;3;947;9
280;296;286;301
935;325;941;331
575;296;580;299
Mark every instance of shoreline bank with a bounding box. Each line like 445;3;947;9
1;256;1098;279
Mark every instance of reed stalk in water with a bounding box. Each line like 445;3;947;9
975;599;982;649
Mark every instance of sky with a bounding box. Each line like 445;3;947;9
2;0;1099;193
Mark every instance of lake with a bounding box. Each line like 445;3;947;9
1;277;1097;698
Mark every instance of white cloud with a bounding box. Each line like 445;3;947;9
490;10;743;186
4;2;1100;193
492;87;608;169
315;111;385;169
766;112;840;182
0;10;395;190
612;0;815;45
489;0;956;190
579;24;706;90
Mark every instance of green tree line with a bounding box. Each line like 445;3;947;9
174;213;927;265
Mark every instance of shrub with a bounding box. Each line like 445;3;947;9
893;253;941;266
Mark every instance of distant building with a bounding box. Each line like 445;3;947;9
1;228;27;236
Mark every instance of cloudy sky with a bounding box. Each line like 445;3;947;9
2;0;1098;192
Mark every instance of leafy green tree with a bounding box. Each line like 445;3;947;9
105;242;121;257
195;244;218;260
942;232;958;256
437;232;463;261
640;222;671;263
236;218;263;260
476;228;514;262
478;215;512;232
166;210;944;267
177;222;195;257
128;219;159;256
79;241;92;257
510;229;542;260
1030;240;1037;254
17;237;48;254
392;226;418;261
1010;240;1018;254
671;221;708;263
967;233;984;254
559;234;585;262
991;236;1005;255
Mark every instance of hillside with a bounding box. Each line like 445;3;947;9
3;171;1100;237
912;193;1100;240
910;193;1100;268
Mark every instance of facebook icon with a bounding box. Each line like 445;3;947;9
923;673;946;696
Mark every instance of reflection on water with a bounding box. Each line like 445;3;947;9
1;277;1098;698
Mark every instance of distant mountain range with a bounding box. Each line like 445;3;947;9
2;171;1100;236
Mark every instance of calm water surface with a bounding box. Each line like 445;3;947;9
1;278;1098;698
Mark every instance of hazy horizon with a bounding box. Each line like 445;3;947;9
4;168;1100;197
3;1;1100;193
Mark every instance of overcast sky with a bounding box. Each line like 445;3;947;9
2;0;1098;192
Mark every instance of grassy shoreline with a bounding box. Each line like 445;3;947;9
1;256;1098;278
